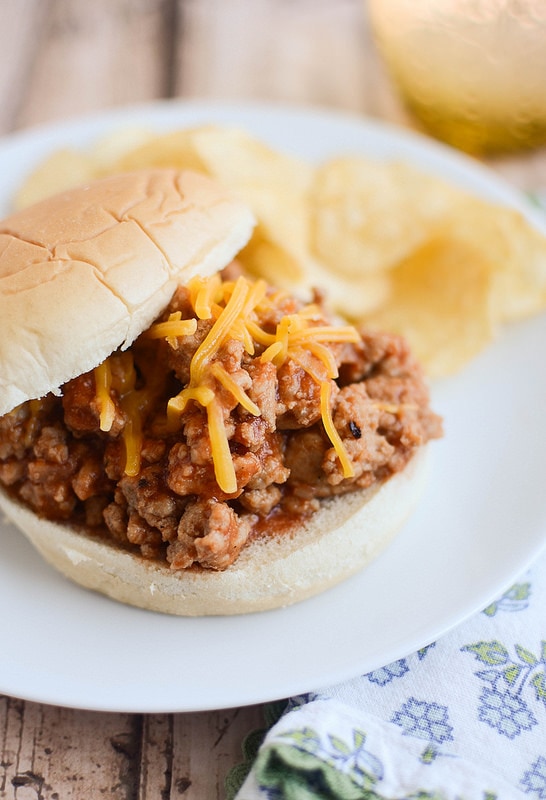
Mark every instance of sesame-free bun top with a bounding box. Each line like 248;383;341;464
0;168;256;415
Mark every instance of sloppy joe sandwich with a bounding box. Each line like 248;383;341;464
0;168;442;615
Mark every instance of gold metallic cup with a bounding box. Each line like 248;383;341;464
368;0;546;154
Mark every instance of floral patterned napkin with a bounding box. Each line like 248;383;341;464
229;547;546;799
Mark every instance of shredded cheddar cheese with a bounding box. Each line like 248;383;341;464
93;274;361;490
320;382;355;479
146;312;197;345
94;361;116;432
94;352;158;477
167;276;252;493
121;391;142;477
210;362;260;416
189;273;222;320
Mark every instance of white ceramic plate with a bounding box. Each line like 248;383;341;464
1;101;545;713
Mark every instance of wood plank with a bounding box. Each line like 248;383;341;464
0;698;265;799
0;696;139;798
169;705;265;799
13;0;172;132
0;0;48;135
136;705;266;799
137;714;174;798
175;0;406;119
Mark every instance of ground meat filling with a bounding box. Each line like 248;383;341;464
0;275;442;571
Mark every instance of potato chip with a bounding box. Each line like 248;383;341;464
315;268;392;319
433;198;546;323
116;129;208;174
310;157;464;279
186;126;313;264
13;128;156;211
364;235;496;376
238;231;390;317
13;149;96;210
237;231;308;290
89;127;156;174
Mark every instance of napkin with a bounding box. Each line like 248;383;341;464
228;548;546;799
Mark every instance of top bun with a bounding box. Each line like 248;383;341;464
0;169;256;415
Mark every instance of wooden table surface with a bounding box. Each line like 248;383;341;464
0;2;544;798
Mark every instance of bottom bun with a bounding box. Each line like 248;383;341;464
0;447;429;616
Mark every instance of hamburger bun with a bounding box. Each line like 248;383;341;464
0;168;436;616
0;168;255;414
0;445;428;615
